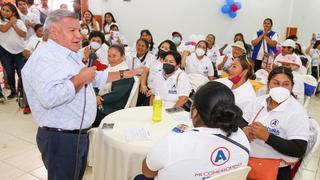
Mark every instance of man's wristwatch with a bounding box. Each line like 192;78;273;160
119;70;125;79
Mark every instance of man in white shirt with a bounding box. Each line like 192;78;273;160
16;0;40;40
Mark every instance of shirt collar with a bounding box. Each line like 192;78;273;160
191;127;227;135
260;95;293;112
47;39;82;65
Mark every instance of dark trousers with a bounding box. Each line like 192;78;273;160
254;59;262;72
277;166;291;180
36;127;89;180
311;66;319;80
134;174;154;180
0;46;25;93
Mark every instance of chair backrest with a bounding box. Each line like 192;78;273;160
187;73;209;91
293;118;320;180
303;75;317;108
125;76;140;108
207;166;251;180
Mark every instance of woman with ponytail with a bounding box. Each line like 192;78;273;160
136;81;250;180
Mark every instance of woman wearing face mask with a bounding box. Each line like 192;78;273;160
126;38;155;70
217;41;247;75
181;40;215;80
242;66;309;180
171;31;186;54
136;81;250;180
79;31;109;71
215;55;256;113
138;40;177;106
277;55;304;105
149;51;191;108
0;3;27;99
251;18;279;72
80;23;90;41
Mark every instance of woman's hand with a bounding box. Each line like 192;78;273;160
96;96;104;106
146;90;153;97
140;85;149;94
250;122;270;142
10;16;17;25
243;126;255;142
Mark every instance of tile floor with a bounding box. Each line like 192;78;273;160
0;88;319;180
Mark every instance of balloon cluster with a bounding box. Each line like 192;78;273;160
221;0;242;19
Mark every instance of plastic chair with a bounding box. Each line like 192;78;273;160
125;76;140;108
207;166;251;180
293;118;320;180
187;73;209;91
303;75;318;109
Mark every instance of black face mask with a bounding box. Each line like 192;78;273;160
158;49;167;59
163;63;175;74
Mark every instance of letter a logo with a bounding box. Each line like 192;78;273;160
215;150;227;162
210;147;230;166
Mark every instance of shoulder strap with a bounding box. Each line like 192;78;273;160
214;134;249;155
175;72;182;87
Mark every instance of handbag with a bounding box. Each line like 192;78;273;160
261;40;274;72
247;106;280;180
247;157;280;180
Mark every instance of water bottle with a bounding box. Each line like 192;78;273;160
152;95;162;122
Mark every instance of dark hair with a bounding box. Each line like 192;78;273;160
80;23;90;34
136;38;149;49
193;81;241;137
295;43;304;56
34;23;43;32
16;0;28;6
313;40;320;49
236;55;255;80
109;24;119;31
0;3;21;21
89;30;106;43
268;66;294;86
196;40;208;55
140;29;154;52
83;10;94;25
103;12;116;33
165;50;182;65
109;44;125;56
264;18;273;27
207;34;215;41
157;40;177;58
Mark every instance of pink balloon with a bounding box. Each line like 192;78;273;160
230;3;238;12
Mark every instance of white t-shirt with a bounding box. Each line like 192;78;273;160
105;33;128;46
252;31;279;60
309;49;320;67
214;78;256;113
125;52;154;70
222;44;232;57
79;20;100;31
292;71;305;105
25;35;44;53
0;19;27;54
145;58;163;90
152;68;191;107
146;127;250;180
177;43;187;54
243;95;310;165
19;11;40;40
185;53;214;78
78;43;109;66
207;45;221;65
103;22;116;33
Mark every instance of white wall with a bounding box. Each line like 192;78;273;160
87;0;315;47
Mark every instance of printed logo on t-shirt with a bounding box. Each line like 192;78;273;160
210;147;230;166
203;67;209;76
270;119;279;127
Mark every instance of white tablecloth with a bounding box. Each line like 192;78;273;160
92;106;191;180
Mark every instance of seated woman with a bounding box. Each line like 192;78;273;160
78;31;109;71
106;24;128;47
131;29;157;55
136;81;250;180
181;40;215;80
215;55;256;113
103;12;117;35
126;38;155;70
139;40;177;106
79;10;99;31
149;51;191;108
92;45;134;127
80;23;90;46
242;66;309;180
217;41;246;73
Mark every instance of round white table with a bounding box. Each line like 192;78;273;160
92;106;191;180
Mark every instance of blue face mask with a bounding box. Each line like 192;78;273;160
172;37;181;44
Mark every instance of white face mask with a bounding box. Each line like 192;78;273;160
90;41;101;50
195;48;205;57
81;29;88;35
269;87;291;103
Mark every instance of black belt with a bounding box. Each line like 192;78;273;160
41;126;90;134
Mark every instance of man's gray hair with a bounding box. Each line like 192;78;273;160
43;9;77;34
